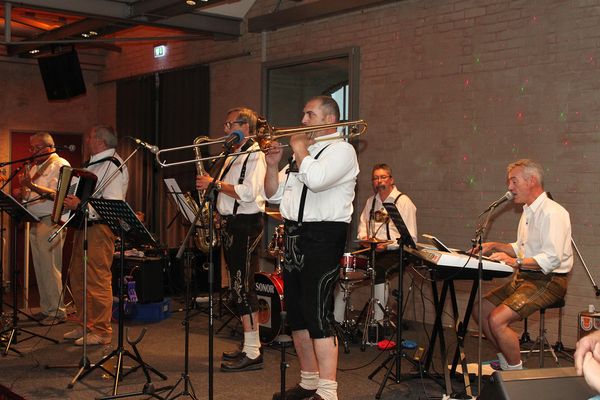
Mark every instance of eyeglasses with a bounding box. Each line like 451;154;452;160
28;145;46;153
223;119;247;130
372;175;391;181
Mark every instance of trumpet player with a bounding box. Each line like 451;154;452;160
195;106;267;372
264;95;359;400
12;132;70;326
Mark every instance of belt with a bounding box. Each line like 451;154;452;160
519;269;568;276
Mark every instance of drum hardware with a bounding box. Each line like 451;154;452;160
333;279;364;354
266;224;285;275
358;240;395;351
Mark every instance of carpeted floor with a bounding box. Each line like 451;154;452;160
0;296;574;400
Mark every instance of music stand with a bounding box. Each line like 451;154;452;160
0;191;58;356
74;198;168;398
368;202;422;399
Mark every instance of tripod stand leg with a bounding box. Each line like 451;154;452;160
2;328;22;356
375;353;396;399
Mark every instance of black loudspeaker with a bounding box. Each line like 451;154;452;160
479;367;596;400
111;256;164;304
37;50;86;100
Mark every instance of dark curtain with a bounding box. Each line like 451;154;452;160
116;75;157;235
116;66;210;248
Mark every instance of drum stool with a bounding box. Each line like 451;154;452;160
522;298;565;368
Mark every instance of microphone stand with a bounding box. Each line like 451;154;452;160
45;145;141;388
572;240;600;297
166;141;235;400
473;204;497;396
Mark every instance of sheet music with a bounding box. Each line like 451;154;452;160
164;178;201;226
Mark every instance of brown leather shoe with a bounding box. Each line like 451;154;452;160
220;353;263;372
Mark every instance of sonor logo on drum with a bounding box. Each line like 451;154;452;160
256;282;275;294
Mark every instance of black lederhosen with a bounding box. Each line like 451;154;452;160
221;213;263;316
283;220;347;339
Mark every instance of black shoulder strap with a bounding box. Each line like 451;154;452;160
298;145;330;225
83;156;122;170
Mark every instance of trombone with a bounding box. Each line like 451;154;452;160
155;119;367;168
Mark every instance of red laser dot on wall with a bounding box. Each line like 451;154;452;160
464;79;470;86
516;111;524;120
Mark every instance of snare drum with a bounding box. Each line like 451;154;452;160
255;272;285;344
339;253;369;281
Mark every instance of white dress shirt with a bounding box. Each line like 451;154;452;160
267;133;359;223
86;149;129;220
357;186;418;249
510;192;573;274
25;153;70;217
216;141;266;216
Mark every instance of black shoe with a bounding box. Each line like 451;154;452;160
220;353;263;372
272;384;317;400
222;347;243;361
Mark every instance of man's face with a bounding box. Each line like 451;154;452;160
301;99;327;127
372;168;394;193
223;111;248;135
507;166;532;204
29;137;52;164
86;129;103;155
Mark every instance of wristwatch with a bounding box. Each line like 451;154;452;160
516;257;523;268
215;180;222;191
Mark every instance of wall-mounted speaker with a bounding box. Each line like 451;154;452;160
37;49;86;100
478;367;596;400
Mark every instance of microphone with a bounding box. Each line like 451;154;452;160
223;130;244;150
130;137;159;154
52;144;76;152
480;191;514;215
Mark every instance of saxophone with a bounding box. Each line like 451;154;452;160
189;135;220;252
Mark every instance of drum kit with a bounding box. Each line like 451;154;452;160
257;209;394;349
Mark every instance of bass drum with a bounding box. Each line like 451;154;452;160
255;272;285;344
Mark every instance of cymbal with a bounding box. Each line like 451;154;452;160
265;208;282;221
356;237;394;245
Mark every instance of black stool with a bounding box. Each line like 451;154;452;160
522;298;565;367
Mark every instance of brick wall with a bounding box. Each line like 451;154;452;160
70;0;600;347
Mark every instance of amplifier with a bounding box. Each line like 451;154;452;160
578;311;600;340
112;256;164;304
479;367;596;400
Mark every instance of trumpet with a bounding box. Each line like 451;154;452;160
155;119;367;168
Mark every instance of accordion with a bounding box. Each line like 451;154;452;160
52;166;98;228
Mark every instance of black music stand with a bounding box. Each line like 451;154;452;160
368;202;423;399
0;191;58;356
74;198;169;399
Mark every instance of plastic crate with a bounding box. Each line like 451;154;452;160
113;298;171;322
